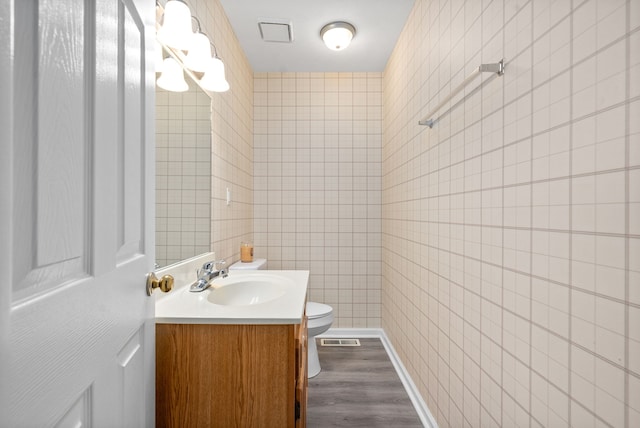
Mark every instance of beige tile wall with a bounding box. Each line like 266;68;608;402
253;72;383;327
187;0;254;264
383;0;639;427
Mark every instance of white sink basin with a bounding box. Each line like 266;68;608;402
207;279;286;306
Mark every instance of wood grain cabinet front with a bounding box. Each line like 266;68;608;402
294;315;308;427
156;319;308;428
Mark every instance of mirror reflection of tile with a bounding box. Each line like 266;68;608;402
155;79;211;268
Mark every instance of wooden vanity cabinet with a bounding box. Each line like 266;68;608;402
156;317;308;428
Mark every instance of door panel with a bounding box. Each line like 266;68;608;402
36;0;87;269
118;0;145;263
54;388;92;428
0;0;156;426
12;0;89;303
117;327;146;428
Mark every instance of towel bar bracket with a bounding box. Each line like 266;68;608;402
478;59;504;75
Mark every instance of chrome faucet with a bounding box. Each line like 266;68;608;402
189;259;228;292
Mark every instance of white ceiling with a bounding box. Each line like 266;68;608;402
218;0;415;72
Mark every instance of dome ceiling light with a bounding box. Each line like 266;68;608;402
320;21;356;51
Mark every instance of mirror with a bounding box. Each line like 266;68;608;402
155;74;212;268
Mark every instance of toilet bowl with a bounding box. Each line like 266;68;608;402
305;301;333;378
228;258;334;378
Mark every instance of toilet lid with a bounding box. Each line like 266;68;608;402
306;301;332;319
228;258;267;270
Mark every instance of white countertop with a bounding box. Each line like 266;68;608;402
155;266;309;325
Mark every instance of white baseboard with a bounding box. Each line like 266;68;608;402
318;328;438;428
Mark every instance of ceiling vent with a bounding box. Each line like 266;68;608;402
258;20;293;43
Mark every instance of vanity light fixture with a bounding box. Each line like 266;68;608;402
320;21;356;51
156;57;189;92
155;1;231;93
183;17;212;72
156;0;193;51
199;44;230;93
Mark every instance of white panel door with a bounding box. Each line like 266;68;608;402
0;0;156;426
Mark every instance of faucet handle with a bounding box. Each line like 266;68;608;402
214;259;228;278
197;261;216;277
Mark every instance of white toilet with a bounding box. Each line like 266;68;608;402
305;301;333;377
228;258;334;378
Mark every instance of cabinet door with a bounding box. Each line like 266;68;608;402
157;323;298;428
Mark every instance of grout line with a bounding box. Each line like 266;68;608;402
479;2;486;422
568;1;575;424
528;4;535;424
501;0;506;424
624;1;631;427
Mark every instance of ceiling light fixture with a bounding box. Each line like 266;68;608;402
320;21;356;51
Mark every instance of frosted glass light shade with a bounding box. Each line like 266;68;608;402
157;0;193;51
184;32;212;72
200;57;229;92
157;57;189;92
320;22;355;51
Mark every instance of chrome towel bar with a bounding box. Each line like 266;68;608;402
418;59;504;128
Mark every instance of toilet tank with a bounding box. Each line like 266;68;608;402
228;258;267;270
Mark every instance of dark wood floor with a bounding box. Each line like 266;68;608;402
307;338;424;427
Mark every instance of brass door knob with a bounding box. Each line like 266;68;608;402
146;272;174;296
